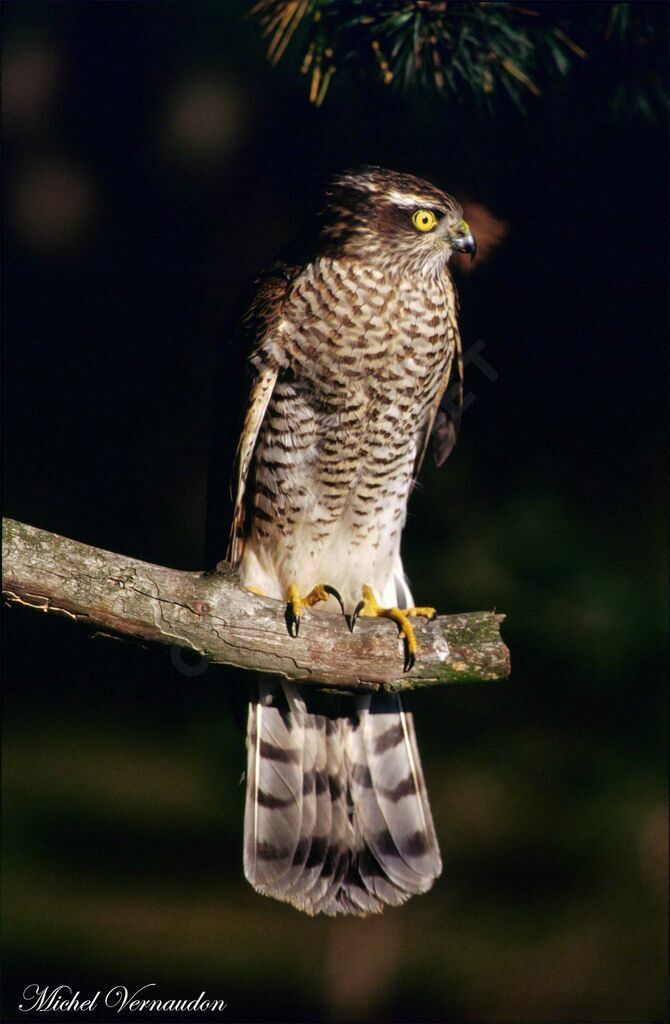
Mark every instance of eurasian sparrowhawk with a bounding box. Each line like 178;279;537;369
226;167;475;915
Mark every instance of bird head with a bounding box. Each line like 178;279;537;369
320;166;476;275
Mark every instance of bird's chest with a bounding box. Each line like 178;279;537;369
249;264;456;597
285;261;454;416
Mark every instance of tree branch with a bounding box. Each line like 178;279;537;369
2;517;510;693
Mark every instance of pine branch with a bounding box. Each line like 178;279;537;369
250;0;668;118
2;517;509;694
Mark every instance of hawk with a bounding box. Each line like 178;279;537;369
226;167;475;916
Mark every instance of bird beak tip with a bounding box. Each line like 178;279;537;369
450;231;477;260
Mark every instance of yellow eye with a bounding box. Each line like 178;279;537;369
412;209;438;232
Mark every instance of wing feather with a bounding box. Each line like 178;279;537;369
411;279;463;486
227;364;278;565
226;262;303;566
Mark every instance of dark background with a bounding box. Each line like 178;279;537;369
2;3;667;1022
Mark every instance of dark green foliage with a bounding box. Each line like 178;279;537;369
252;0;668;118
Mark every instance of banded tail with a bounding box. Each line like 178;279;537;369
243;682;442;916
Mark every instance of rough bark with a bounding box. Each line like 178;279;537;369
2;517;510;693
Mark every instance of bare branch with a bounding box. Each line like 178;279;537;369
2;518;510;693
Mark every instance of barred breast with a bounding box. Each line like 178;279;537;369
240;256;457;610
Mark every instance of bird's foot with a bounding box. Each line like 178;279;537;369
350;584;436;672
285;583;345;637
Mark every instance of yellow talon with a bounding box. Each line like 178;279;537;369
285;583;345;637
352;584;436;672
244;585;267;596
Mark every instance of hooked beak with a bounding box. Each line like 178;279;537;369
450;220;477;261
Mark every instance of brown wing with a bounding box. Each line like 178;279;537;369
411;301;463;490
226;262;301;566
431;321;464;468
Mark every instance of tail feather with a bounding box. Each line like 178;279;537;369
243;682;441;916
281;713;331;907
308;719;353;914
298;717;342;909
274;704;318;896
356;847;409;908
344;699;427;895
243;688;306;892
358;693;442;890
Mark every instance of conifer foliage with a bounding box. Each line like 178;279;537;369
251;1;668;117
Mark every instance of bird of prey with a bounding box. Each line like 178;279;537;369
226;167;475;916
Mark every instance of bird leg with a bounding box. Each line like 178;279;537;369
350;584;436;672
285;583;345;637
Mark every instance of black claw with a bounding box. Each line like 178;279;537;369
404;647;416;673
323;585;346;615
285;605;300;638
350;600;366;633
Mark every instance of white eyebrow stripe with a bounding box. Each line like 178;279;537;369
384;190;440;209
